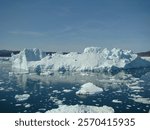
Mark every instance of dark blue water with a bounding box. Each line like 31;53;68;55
0;61;150;113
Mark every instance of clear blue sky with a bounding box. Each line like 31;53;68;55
0;0;150;52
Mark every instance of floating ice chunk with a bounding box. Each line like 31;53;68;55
24;104;31;108
63;89;72;93
112;99;122;103
0;99;7;101
0;87;4;91
130;86;143;90
15;94;30;101
38;108;46;111
76;82;103;95
46;105;114;113
40;71;54;76
52;90;61;94
0;81;4;85
130;97;150;104
49;96;63;105
15;104;22;107
130;94;142;98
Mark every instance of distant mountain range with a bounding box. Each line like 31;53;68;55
137;51;150;57
0;49;150;57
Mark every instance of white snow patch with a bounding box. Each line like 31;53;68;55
46;105;114;113
15;94;30;101
76;82;103;95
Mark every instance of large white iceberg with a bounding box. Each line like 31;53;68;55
46;104;114;113
11;47;150;73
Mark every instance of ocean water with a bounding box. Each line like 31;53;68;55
0;61;150;113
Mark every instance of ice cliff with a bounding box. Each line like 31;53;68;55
11;48;46;73
11;47;150;74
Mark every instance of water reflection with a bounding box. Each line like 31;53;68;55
0;62;150;113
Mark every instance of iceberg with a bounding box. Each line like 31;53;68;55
76;82;103;95
11;48;46;73
46;105;114;113
11;47;150;74
15;94;30;101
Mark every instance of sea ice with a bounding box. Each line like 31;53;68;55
15;94;30;102
130;97;150;104
63;89;72;93
46;105;114;113
112;99;122;103
24;103;31;108
0;81;4;85
76;82;103;95
0;87;4;91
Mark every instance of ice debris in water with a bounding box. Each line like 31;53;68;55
112;99;122;103
130;97;150;104
0;87;4;91
15;94;30;101
46;105;114;113
76;82;103;95
11;47;150;74
0;81;4;85
63;89;72;93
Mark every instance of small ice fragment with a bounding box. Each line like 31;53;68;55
15;94;30;101
112;99;122;103
63;89;72;93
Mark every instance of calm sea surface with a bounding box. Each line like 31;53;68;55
0;61;150;113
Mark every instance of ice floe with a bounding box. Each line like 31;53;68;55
49;96;63;105
130;97;150;104
0;87;4;91
63;89;72;93
24;103;31;108
15;94;30;101
112;99;122;103
46;105;114;113
76;82;103;95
